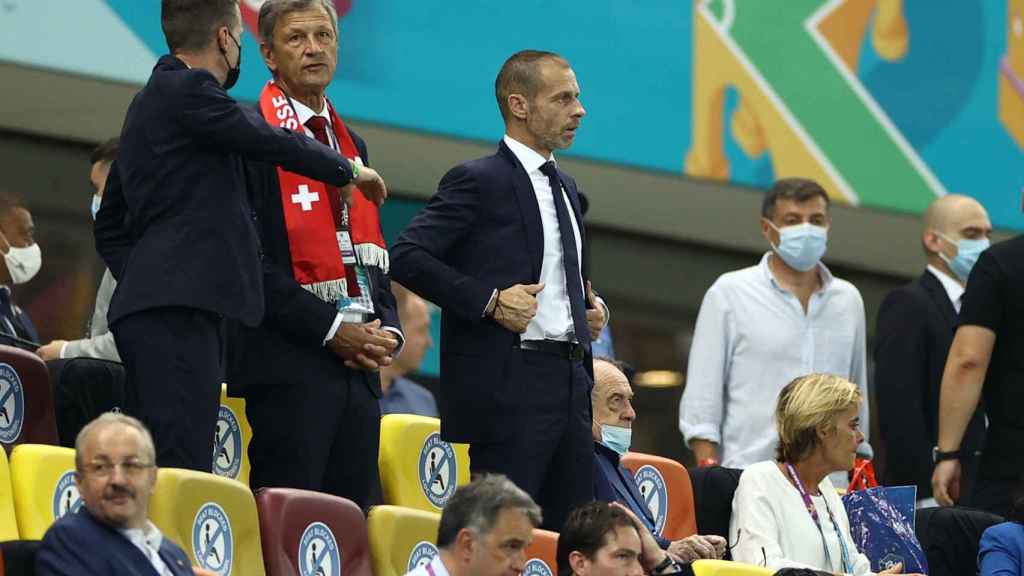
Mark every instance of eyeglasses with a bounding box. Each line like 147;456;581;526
82;460;155;478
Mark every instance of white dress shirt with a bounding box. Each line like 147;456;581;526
926;264;964;314
119;521;174;576
679;253;870;470
502;135;584;342
288;97;403;352
730;461;874;575
404;553;450;576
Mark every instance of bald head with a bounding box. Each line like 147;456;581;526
922;194;991;262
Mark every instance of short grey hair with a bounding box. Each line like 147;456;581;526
74;412;156;471
436;474;542;548
258;0;338;48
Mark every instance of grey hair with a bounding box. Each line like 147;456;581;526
74;412;156;471
258;0;338;48
436;474;542;548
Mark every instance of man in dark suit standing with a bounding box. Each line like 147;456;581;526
391;50;609;531
227;0;400;507
95;0;387;472
874;194;991;505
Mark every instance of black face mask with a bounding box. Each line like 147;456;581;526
220;31;241;89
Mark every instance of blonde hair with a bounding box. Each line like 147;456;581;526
774;373;861;463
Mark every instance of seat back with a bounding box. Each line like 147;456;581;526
9;445;78;540
620;452;697;540
255;488;372;576
691;559;775;575
523;529;559;576
0;446;18;540
0;346;58;452
149;468;265;576
378;415;470;512
0;540;40;576
687;466;744;541
214;384;251;486
367;505;441;576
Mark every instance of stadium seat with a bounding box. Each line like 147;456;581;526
620;452;697;540
255;487;372;576
214;384;251;486
149;468;265;576
691;560;775;575
9;445;78;540
523;529;559;576
378;415;470;512
0;446;18;541
367;505;441;576
0;540;40;576
0;345;58;452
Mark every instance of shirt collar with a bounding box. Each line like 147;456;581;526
290;95;330;127
118;520;164;552
759;252;834;293
926;264;964;306
428;553;452;576
503;135;553;173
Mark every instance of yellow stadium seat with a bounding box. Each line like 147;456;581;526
0;446;19;540
368;505;441;576
214;384;251;486
149;468;265;576
9;445;79;540
691;559;776;576
379;415;470;512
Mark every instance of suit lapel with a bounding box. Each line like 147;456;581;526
498;142;544;281
919;271;958;330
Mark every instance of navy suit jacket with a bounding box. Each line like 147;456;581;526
593;442;670;548
226;123;400;397
37;508;193;576
0;287;39;346
95;55;355;327
874;271;986;497
390;141;594;443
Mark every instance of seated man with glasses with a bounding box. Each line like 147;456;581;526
37;412;214;575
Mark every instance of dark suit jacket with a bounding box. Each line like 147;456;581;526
0;286;39;346
390;141;593;443
226;124;399;397
874;270;985;498
37;508;193;576
593;443;670;548
95;55;354;327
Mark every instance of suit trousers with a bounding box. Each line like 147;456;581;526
468;349;593;532
111;307;224;471
244;353;381;510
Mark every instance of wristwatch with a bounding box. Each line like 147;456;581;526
932;446;961;463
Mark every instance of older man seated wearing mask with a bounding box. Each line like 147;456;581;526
591;358;725;564
730;374;924;575
37;413;214;575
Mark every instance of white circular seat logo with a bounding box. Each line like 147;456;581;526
406;541;438;573
212;405;243;480
418;433;457;508
524;558;553;576
193;502;233;575
299;521;341;576
0;363;25;444
52;471;83;519
634;465;668;535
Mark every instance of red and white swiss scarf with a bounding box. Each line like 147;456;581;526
257;81;388;303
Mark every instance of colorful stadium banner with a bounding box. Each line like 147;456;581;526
2;0;1021;229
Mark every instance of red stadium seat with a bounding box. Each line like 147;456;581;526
620;452;697;540
255;488;372;576
524;529;559;576
0;345;58;452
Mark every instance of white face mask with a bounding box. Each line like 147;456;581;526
5;243;41;284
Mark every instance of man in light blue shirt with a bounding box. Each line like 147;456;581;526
380;284;439;417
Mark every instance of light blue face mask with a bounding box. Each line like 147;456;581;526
937;232;990;283
600;424;632;456
91;195;102;221
768;222;828;272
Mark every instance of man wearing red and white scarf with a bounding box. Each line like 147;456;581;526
226;0;401;507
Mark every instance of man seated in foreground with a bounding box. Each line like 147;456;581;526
37;412;214;575
404;474;542;576
591;358;725;562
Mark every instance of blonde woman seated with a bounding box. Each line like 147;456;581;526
729;374;923;575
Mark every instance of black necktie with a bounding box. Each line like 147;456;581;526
539;161;589;344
